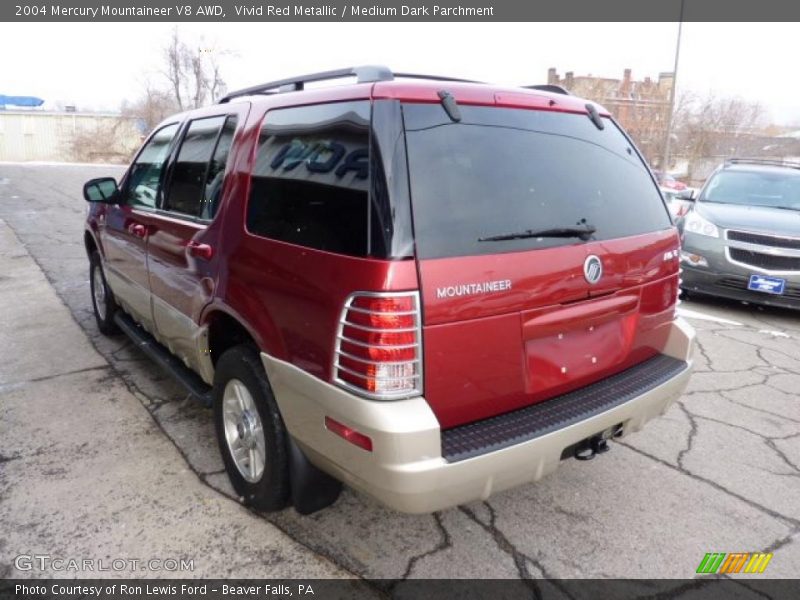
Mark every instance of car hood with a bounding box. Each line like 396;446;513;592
696;202;800;236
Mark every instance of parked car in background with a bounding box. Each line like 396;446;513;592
678;158;800;309
653;169;687;192
661;186;695;219
82;66;694;515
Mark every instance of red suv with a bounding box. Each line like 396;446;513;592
83;66;695;514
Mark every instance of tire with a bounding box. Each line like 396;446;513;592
89;251;119;336
213;345;290;511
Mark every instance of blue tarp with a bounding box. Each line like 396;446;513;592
0;95;45;107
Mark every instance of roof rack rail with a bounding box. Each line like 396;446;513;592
219;65;394;103
725;157;800;170
393;72;483;84
522;84;571;95
219;66;487;103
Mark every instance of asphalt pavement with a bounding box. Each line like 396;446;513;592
1;163;798;585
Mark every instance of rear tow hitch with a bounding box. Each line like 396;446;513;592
574;442;595;461
574;425;622;461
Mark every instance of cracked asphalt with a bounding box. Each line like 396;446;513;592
1;164;798;584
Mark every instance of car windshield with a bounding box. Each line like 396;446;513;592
403;104;671;259
700;169;800;210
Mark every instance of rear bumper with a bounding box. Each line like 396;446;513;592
262;317;695;514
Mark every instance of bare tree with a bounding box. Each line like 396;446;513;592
165;30;187;110
121;29;230;138
163;27;228;111
68;117;142;164
121;83;178;133
672;91;766;180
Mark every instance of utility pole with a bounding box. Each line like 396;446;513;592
661;0;685;171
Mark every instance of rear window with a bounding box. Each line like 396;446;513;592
403;104;671;259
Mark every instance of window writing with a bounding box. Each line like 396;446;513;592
247;101;371;256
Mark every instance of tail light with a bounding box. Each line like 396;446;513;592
333;291;423;399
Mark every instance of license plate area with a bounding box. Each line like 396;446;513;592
524;314;638;394
748;274;786;295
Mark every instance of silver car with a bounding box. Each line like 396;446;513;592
679;158;800;309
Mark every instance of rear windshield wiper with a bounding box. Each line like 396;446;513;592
479;225;596;242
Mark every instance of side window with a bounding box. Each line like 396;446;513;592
124;124;179;208
200;116;237;220
163;116;226;218
247;101;371;256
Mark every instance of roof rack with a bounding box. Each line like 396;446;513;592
393;72;483;84
219;66;483;103
725;157;800;170
522;84;571;95
219;66;392;103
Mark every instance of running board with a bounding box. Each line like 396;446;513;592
113;312;213;407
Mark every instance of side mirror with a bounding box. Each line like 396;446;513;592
676;189;696;201
83;177;119;203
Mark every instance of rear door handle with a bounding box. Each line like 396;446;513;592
187;241;214;260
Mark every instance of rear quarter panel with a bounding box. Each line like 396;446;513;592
206;95;419;378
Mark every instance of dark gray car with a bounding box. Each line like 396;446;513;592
679;158;800;309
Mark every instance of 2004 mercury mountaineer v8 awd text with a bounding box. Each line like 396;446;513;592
82;66;695;514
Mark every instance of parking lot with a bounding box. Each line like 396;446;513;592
1;163;799;582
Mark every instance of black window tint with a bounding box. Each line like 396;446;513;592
247;102;371;256
403;104;671;259
164;116;225;217
370;100;415;259
124;123;179;208
200;116;237;220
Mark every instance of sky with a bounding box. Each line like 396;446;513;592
1;22;798;124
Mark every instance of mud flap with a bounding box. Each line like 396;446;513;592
289;438;342;515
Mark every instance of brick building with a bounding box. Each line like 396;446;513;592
547;68;674;164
